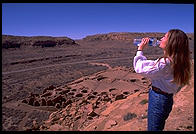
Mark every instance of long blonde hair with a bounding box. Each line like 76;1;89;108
164;29;191;86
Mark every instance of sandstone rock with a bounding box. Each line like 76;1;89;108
77;100;83;105
39;125;48;130
102;96;111;102
34;100;40;106
70;109;76;116
88;111;99;117
81;89;88;93
28;97;35;105
75;93;83;97
41;92;52;98
62;102;66;108
71;89;77;92
55;103;61;109
52;95;62;104
92;126;97;130
55;88;63;92
87;95;96;100
29;93;39;97
75;115;81;121
105;120;117;129
115;94;126;101
100;91;107;95
32;120;39;130
61;96;67;102
41;98;46;106
123;91;130;95
46;99;54;106
96;75;107;81
79;99;89;106
44;120;53;126
68;92;75;96
62;99;72;108
134;89;139;92
109;88;117;92
130;79;137;82
21;99;28;104
43;85;56;93
61;89;70;94
48;124;70;131
88;116;93;120
86;103;93;110
92;92;98;95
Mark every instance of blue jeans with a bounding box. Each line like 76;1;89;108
148;88;173;131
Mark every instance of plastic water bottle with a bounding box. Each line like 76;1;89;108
133;38;160;46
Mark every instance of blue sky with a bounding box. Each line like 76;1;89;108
2;3;194;39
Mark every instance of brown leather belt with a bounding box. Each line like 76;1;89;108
152;86;173;96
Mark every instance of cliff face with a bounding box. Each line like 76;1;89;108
82;32;165;41
2;35;79;49
3;32;194;49
82;32;194;47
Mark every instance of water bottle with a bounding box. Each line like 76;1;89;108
133;38;160;46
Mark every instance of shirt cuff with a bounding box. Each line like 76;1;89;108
136;51;143;56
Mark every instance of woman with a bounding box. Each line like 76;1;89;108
133;29;191;131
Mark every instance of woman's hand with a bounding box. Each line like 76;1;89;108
138;37;150;51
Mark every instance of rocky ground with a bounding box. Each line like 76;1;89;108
37;60;194;131
2;33;194;131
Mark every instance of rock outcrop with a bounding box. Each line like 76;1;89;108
19;67;151;131
82;32;194;42
82;32;165;42
3;32;193;49
17;59;194;131
2;35;79;49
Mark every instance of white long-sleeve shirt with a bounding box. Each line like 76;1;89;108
133;51;181;94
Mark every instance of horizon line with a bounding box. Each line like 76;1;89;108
2;31;194;39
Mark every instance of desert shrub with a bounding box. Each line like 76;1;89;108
139;99;148;105
123;112;137;121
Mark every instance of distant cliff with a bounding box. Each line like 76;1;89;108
82;32;165;41
2;35;79;49
2;32;193;49
82;32;194;42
